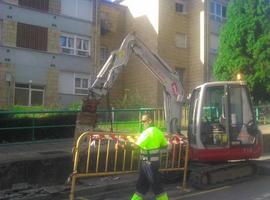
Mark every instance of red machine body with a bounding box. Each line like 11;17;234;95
187;82;263;162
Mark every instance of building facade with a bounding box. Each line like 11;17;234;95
0;0;97;108
0;0;229;109
99;0;229;107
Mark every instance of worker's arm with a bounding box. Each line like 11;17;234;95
160;135;168;148
136;131;149;149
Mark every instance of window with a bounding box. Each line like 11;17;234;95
210;1;227;23
60;35;74;54
200;86;227;146
76;38;90;56
175;3;184;13
16;23;48;51
75;79;88;94
175;33;187;48
74;74;90;95
61;0;93;21
14;83;44;106
175;0;187;13
210;34;219;53
60;34;90;57
100;12;112;35
229;86;255;144
58;71;91;95
18;0;49;11
100;47;109;65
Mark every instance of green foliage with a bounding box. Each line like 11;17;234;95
214;0;270;103
68;101;82;111
7;105;75;118
11;105;48;112
112;89;146;109
97;121;142;133
9;103;82;112
11;106;49;118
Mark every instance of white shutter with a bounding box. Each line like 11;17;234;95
61;0;76;17
77;0;93;21
59;71;74;94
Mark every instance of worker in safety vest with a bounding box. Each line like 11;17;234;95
131;113;169;200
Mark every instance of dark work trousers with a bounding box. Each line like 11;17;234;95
136;160;164;195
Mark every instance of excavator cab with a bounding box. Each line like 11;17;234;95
188;81;262;161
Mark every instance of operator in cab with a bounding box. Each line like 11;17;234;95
131;113;169;200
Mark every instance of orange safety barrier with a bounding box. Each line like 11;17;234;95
69;131;189;200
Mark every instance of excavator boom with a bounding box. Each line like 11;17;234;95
88;32;184;133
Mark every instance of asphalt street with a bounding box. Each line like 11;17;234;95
178;175;270;200
65;175;270;200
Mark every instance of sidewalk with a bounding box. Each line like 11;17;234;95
0;139;73;164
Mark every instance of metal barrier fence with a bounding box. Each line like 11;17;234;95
97;108;166;133
69;131;189;200
0;110;78;144
0;108;188;145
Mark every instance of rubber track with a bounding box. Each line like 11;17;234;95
189;161;257;189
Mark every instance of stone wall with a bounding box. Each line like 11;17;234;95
2;20;17;47
0;63;15;108
187;0;205;93
49;0;61;15
44;67;59;107
158;0;189;70
158;0;189;104
47;0;61;54
47;28;61;54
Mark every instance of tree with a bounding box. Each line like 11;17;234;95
214;0;270;103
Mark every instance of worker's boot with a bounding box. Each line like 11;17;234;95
155;192;169;200
131;192;143;200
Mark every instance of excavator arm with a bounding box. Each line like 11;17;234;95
88;32;184;133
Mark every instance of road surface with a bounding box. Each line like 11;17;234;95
178;175;270;200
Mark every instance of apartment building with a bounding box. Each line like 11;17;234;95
100;0;229;107
0;0;97;108
0;0;228;108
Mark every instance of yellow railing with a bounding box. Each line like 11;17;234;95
69;131;189;200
